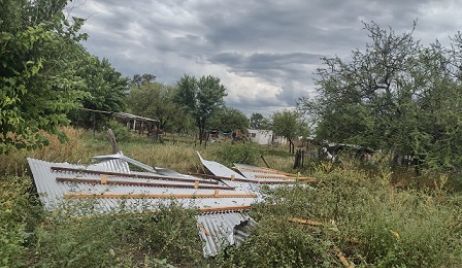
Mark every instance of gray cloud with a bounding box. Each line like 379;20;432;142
69;0;462;115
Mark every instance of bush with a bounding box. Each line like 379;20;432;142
34;204;203;267
208;142;262;166
245;169;462;267
0;176;43;268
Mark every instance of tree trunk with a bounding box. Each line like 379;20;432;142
107;128;120;154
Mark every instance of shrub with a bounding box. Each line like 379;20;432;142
208;142;262;166
0;176;43;268
34;204;203;267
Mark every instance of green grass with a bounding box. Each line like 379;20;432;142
1;127;462;267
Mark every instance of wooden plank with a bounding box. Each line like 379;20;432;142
288;217;323;226
334;246;355;268
189;172;304;185
56;177;234;190
64;192;257;200
50;166;219;185
288;217;355;268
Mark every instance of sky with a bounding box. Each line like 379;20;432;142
68;0;462;115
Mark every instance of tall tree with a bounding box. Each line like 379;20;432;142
69;53;129;129
131;73;156;87
0;0;87;153
250;113;263;129
272;110;306;154
300;21;462;171
175;75;227;145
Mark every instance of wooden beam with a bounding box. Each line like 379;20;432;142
50;166;219;185
288;217;355;268
334;246;355;268
56;177;234;190
189;172;316;185
253;174;318;183
288;217;323;226
64;192;257;200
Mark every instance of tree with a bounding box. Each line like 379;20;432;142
127;80;188;132
0;0;88;153
70;52;129;129
175;75;227;145
209;107;249;132
250;113;263;129
131;73;156;87
300;21;462;171
250;113;272;129
272;110;306;154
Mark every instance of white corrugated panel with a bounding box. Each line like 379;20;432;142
197;212;256;257
27;158;256;212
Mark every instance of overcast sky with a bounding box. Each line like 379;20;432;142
68;0;462;115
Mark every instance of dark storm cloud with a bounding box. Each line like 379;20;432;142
69;0;462;114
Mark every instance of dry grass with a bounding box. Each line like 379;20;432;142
0;127;296;176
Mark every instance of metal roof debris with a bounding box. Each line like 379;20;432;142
197;212;256;257
27;152;313;258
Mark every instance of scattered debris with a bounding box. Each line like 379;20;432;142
27;151;317;258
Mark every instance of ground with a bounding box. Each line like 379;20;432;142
1;127;461;267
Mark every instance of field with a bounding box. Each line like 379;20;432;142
1;127;462;267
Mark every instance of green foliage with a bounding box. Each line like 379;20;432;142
208;106;249;132
208;142;262;166
0;176;43;267
68;51;128;129
127;79;191;132
215;221;332;268
302;21;462;172
0;0;88;153
248;169;462;267
78;57;128;113
249;112;272;130
107;120;131;142
34;205;203;267
272;110;308;141
175;75;227;143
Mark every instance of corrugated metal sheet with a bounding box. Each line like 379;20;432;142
27;158;256;212
27;155;259;258
196;152;260;192
88;159;130;173
92;153;157;173
233;163;296;182
197;212;256;257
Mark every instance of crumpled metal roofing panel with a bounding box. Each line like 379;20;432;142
196;153;261;193
233;163;296;183
27;158;255;212
197;212;256;257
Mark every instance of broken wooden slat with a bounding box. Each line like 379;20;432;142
288;217;355;268
288;217;323;226
334;246;355;268
56;177;234;190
